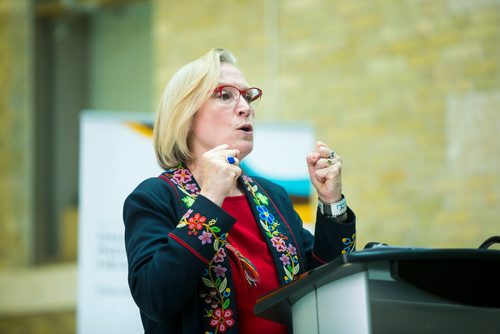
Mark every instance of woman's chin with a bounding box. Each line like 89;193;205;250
237;143;253;160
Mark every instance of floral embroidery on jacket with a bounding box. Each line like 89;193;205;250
200;232;235;334
208;308;235;333
163;166;235;333
341;233;356;254
168;166;199;208
177;208;233;329
242;175;301;283
176;211;222;239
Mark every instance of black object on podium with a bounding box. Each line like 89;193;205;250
255;241;500;334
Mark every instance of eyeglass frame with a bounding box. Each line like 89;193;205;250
212;85;263;107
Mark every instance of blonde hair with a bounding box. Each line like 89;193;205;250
153;48;237;169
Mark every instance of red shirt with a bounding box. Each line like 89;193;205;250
222;195;288;334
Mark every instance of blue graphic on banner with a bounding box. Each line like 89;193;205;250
241;162;311;197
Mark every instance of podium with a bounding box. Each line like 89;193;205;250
255;247;500;333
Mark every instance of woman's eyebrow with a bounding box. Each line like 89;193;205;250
217;82;251;89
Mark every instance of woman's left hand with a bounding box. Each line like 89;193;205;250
306;141;343;203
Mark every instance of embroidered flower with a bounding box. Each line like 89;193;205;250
256;193;269;206
213;264;227;278
271;236;287;252
200;288;219;306
223;287;231;297
246;183;258;193
187;213;206;236
173;168;192;184
280;254;290;266
182;195;195;208
213;248;227;263
287;243;297;256
209;308;235;333
198;231;213;245
181;209;193;221
242;175;253;183
257;205;275;223
185;183;199;193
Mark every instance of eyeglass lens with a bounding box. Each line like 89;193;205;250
218;86;261;105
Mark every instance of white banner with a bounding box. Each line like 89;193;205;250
77;111;159;333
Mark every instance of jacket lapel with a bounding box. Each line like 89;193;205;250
238;174;304;285
161;166;237;333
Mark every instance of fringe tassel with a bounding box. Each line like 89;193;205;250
226;242;260;288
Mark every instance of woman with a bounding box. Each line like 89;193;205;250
123;48;356;334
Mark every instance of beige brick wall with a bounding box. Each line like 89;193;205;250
154;0;500;249
0;0;33;268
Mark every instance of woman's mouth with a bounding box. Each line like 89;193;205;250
238;124;253;133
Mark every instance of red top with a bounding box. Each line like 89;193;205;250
222;195;288;334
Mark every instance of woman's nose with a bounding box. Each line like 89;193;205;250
235;96;252;116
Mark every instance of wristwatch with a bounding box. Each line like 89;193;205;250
318;196;347;217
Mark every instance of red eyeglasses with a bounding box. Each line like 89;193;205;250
212;85;263;107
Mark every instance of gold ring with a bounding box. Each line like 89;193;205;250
327;158;333;166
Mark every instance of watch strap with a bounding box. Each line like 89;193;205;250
318;196;347;217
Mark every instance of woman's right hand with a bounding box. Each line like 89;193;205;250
198;144;242;206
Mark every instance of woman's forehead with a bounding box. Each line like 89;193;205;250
218;63;249;87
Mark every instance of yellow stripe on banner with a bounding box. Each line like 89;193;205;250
126;122;154;138
294;202;314;225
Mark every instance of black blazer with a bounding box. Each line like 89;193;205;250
123;169;356;334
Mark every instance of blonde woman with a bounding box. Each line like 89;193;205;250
123;48;356;334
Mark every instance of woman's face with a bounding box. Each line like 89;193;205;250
190;63;255;160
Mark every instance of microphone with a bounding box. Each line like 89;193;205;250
478;236;500;249
364;242;389;249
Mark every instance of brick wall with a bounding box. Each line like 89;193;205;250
0;0;33;268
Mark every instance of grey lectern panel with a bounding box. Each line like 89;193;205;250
291;272;372;333
255;248;500;334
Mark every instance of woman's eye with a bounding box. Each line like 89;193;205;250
220;89;234;101
243;93;253;103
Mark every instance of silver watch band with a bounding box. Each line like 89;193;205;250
318;196;347;217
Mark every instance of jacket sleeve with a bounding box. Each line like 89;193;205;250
123;178;236;322
309;207;356;265
293;200;356;271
